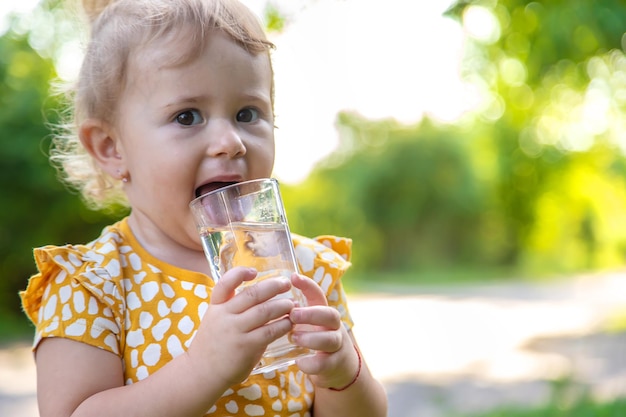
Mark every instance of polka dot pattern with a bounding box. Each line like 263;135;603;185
21;218;354;416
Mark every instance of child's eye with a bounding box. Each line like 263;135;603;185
175;109;203;126
236;108;259;123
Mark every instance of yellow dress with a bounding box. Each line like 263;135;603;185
20;217;354;417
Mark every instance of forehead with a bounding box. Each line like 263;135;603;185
128;29;271;85
121;30;272;107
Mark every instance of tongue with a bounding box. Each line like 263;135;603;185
195;182;236;198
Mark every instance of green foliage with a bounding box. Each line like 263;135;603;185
460;397;626;417
447;373;626;416
263;3;285;33
0;312;33;344
285;115;493;272
282;0;626;278
447;0;626;85
284;108;626;275
0;28;119;317
452;0;626;275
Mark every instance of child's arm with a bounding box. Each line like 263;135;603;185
290;274;388;417
36;337;225;416
35;267;295;417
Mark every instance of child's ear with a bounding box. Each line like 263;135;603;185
79;119;125;178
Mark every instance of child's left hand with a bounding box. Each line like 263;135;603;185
289;273;361;390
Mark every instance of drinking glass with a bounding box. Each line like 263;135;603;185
189;178;314;374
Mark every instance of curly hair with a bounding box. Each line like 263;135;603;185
52;0;274;210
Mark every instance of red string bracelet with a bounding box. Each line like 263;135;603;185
329;344;362;392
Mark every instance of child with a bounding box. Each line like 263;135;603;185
19;0;388;416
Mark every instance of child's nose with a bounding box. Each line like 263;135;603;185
206;121;247;158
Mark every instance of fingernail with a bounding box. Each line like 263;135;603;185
290;309;301;322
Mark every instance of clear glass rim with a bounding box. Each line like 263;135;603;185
189;177;276;208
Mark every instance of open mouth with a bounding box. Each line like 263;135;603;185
194;181;239;199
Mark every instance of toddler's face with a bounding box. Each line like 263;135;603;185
114;30;275;254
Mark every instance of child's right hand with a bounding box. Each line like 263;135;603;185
185;266;295;388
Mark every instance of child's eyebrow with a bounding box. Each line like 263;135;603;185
162;92;271;109
239;92;272;105
161;95;210;109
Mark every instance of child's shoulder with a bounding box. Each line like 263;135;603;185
291;234;353;292
292;233;352;265
21;220;130;326
35;219;129;278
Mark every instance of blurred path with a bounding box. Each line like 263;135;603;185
349;271;626;417
3;271;626;417
0;343;37;417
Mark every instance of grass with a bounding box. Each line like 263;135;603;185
342;264;626;294
342;266;519;294
452;376;626;417
0;311;34;346
456;396;626;417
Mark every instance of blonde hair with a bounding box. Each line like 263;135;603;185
52;0;275;210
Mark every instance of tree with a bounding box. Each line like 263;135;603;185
284;114;493;272
285;0;626;277
0;13;118;317
445;0;626;272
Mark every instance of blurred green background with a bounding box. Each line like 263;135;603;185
3;0;626;330
285;0;626;282
4;0;626;320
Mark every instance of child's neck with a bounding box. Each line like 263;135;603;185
126;212;211;276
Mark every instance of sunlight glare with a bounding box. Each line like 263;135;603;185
269;0;471;183
463;5;500;44
1;0;473;184
0;0;40;35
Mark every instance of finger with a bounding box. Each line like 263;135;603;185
291;328;343;353
238;297;295;333
290;273;328;307
248;316;294;348
211;267;257;305
229;276;293;314
295;342;361;388
290;305;341;329
295;351;335;376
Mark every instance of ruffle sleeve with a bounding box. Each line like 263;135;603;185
292;234;354;330
20;245;125;355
